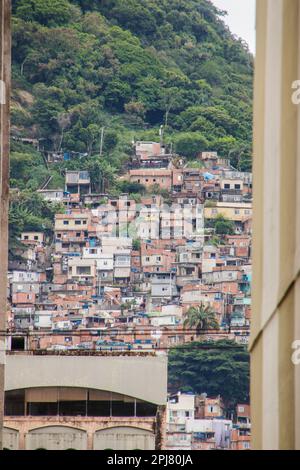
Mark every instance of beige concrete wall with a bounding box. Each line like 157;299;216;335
26;426;87;451
0;0;11;451
4;417;156;450
251;0;300;450
5;355;168;405
94;426;155;450
3;427;19;451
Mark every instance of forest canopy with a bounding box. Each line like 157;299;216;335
11;0;253;171
168;340;250;412
9;0;253;252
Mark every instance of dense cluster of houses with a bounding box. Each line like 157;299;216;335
166;393;251;450
7;143;252;350
6;142;252;449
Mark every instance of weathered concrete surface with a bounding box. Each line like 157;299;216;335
4;417;156;450
5;355;168;405
0;0;11;451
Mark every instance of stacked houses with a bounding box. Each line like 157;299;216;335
6;142;252;448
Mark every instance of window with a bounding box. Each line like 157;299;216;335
224;184;230;189
24;236;29;240
76;233;81;237
235;184;241;190
63;221;69;225
235;209;240;215
75;220;81;225
11;337;25;351
34;236;39;241
5;390;25;416
77;266;91;275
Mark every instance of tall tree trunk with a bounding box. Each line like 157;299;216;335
0;0;11;451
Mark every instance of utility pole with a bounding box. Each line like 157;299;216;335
99;126;105;157
0;0;11;451
159;125;164;148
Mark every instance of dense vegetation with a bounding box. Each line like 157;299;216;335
10;0;253;252
168;340;250;412
12;0;253;166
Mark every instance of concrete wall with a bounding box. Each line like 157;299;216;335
252;0;300;450
94;426;155;450
0;0;11;451
4;417;156;450
5;355;168;405
26;426;87;451
3;427;19;451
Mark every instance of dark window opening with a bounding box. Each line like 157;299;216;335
5;390;25;416
11;337;25;351
87;401;110;417
4;389;157;419
136;402;157;417
27;402;58;416
59;401;86;416
112;401;135;417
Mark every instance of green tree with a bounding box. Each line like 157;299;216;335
16;0;79;27
168;340;250;413
132;239;141;251
214;214;235;235
175;132;209;159
183;303;219;333
9;191;64;258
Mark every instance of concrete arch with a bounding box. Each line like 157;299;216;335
94;426;155;451
28;425;86;433
95;425;152;433
26;425;87;451
5;355;167;405
3;427;19;451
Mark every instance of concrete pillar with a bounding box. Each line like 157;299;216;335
87;432;94;451
0;0;11;451
251;0;300;450
19;431;26;451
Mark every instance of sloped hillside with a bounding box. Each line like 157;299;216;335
11;0;253;172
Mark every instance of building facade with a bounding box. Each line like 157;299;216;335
3;354;167;450
252;0;300;450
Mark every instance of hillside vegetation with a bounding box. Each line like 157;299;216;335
9;0;253;251
168;340;250;412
